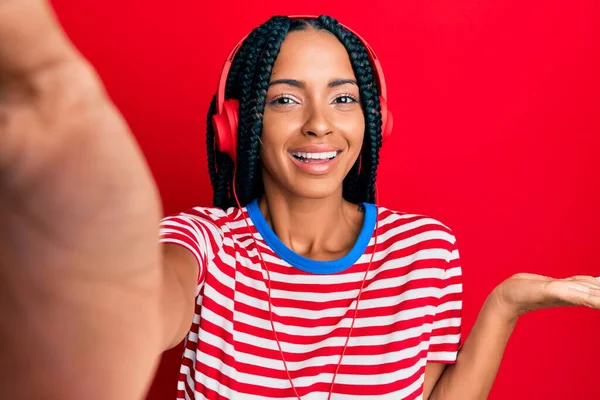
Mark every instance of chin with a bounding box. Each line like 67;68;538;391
261;162;348;200
287;177;343;200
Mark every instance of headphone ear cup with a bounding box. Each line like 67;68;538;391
379;96;393;143
383;110;394;142
212;99;240;162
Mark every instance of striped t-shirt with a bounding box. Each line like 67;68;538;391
159;199;463;400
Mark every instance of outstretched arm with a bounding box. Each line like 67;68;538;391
428;273;600;400
426;288;515;399
0;1;195;398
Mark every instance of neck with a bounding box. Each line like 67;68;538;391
257;185;364;262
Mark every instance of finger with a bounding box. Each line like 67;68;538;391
580;287;600;309
582;277;600;288
578;282;600;290
0;0;78;77
565;276;600;287
563;284;600;309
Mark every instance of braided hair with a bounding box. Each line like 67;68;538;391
206;15;383;209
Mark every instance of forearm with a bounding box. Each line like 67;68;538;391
430;291;517;400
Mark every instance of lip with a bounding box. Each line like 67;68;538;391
288;147;343;176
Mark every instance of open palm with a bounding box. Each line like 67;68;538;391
495;273;600;318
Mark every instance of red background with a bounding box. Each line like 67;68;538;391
49;0;600;399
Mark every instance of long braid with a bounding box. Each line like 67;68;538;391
236;17;289;204
343;158;361;203
237;17;291;204
205;95;218;194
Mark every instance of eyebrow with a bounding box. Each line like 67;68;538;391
268;78;358;88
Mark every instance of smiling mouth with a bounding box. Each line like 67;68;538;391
289;150;341;163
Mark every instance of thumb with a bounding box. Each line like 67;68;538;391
0;0;78;77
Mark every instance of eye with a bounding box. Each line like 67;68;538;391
269;95;298;106
333;94;359;104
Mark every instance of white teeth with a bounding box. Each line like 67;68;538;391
291;151;338;160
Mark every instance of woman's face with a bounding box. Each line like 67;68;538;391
259;28;365;200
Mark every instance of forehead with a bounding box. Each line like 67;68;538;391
270;29;356;81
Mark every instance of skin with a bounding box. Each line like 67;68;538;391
0;2;599;399
258;28;366;262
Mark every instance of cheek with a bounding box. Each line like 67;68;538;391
343;115;366;149
261;109;300;145
258;115;291;169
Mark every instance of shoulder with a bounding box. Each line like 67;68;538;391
159;205;250;258
373;206;463;286
161;205;246;230
374;205;459;257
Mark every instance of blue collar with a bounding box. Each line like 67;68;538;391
245;199;377;275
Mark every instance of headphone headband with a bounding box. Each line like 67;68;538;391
216;15;388;114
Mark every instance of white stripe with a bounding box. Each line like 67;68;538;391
430;333;461;345
439;283;462;297
231;285;440;319
432;316;462;330
191;327;433;373
449;248;460;261
231;304;438;336
444;266;462;279
428;351;458;362
435;300;462;314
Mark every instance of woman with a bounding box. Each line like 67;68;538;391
160;15;462;399
0;2;598;400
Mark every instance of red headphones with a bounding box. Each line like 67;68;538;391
211;15;393;162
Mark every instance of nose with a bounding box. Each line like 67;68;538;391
301;103;333;138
